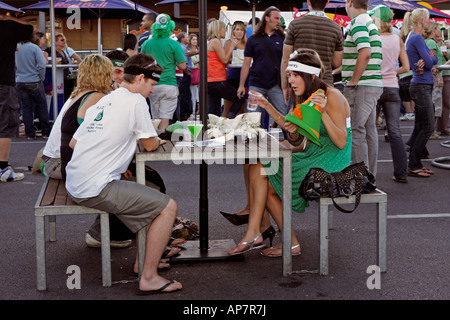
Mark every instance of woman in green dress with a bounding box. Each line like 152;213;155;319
228;51;352;256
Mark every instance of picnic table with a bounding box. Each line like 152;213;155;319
135;130;294;276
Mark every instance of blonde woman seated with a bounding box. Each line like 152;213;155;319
228;51;352;256
43;54;113;180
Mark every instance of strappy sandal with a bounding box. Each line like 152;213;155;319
260;244;301;258
407;169;430;178
228;234;265;255
421;167;434;175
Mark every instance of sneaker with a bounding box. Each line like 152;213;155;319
27;136;36;141
406;113;415;121
0;166;25;182
400;114;409;121
85;233;132;249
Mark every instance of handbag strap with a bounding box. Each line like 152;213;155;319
325;172;364;214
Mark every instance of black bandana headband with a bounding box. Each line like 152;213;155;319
124;65;161;82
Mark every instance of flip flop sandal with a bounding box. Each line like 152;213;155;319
421;168;434;175
135;280;182;296
392;176;408;183
407;169;430;178
162;246;181;259
168;237;186;247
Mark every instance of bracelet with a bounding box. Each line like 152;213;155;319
288;131;301;142
300;137;308;151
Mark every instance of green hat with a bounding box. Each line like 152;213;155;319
285;89;324;147
154;13;174;30
368;5;393;22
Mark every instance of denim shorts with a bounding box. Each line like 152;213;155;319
0;85;20;138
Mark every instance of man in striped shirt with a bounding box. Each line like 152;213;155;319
343;0;383;177
281;0;344;94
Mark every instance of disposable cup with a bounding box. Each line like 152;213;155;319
247;90;262;112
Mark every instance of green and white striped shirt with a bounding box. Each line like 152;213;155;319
342;13;383;87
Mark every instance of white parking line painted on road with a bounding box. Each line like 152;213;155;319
377;159;433;163
388;214;450;219
12;141;46;144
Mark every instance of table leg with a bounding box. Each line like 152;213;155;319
319;202;329;275
135;159;146;277
282;156;292;276
377;201;387;272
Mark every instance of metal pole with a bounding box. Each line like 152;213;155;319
50;0;58;119
252;0;256;34
199;0;208;252
98;16;102;54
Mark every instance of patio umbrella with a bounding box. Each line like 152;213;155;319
21;0;158;53
21;0;157;118
0;1;23;13
368;0;450;19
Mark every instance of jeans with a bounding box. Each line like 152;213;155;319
249;85;288;129
407;83;435;171
437;76;450;134
207;81;245;117
344;85;383;177
16;81;51;138
178;74;192;120
377;87;407;178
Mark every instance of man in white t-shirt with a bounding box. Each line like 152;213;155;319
65;54;182;295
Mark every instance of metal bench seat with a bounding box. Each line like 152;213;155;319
34;177;111;291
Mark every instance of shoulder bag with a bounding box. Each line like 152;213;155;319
299;162;376;213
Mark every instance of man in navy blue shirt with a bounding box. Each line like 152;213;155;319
237;6;287;128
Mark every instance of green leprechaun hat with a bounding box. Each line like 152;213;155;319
285;89;324;147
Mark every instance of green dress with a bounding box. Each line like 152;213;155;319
265;122;352;213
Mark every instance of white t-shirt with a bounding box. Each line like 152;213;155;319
65;87;157;198
43;97;73;158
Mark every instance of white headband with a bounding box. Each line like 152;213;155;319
286;61;321;76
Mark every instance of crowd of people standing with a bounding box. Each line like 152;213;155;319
2;0;450;295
